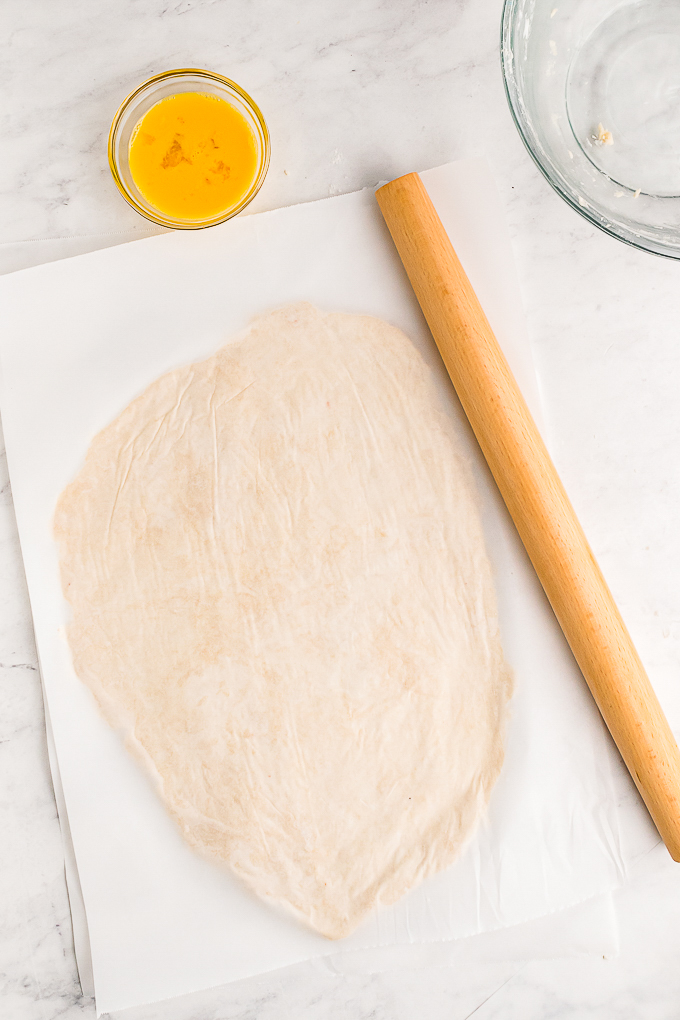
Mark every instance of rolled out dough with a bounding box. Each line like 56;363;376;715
54;303;512;939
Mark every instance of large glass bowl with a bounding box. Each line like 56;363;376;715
502;0;680;259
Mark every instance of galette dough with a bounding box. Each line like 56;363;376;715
54;303;512;939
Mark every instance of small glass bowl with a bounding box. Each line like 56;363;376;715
108;68;270;229
502;0;680;259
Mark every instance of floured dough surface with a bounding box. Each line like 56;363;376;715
54;303;512;939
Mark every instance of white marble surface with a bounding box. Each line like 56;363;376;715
3;0;680;1017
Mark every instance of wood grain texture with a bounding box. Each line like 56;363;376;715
376;171;680;861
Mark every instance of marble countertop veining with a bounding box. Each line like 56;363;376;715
4;1;680;1017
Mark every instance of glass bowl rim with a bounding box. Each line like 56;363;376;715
500;0;680;261
108;67;271;230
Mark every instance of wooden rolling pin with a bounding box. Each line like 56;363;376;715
377;171;680;860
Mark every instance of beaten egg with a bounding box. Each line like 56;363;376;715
128;91;258;221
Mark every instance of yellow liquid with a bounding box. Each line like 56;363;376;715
128;92;258;221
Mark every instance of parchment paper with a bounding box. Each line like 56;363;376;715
0;161;653;1017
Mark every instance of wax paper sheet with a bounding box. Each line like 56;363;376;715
0;161;652;1017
